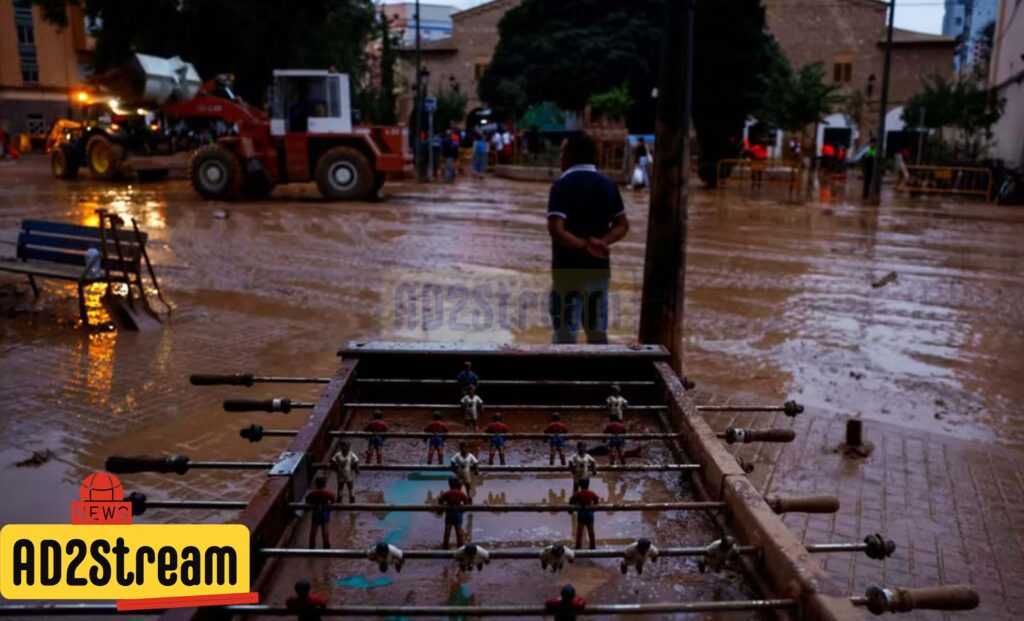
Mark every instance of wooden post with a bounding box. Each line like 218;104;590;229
639;0;694;374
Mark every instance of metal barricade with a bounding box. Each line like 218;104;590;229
895;165;992;201
717;158;802;191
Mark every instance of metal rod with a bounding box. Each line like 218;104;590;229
357;378;657;386
806;542;867;554
260;545;761;559
347;403;667;411
173;461;700;473
139;500;726;512
282;430;687;440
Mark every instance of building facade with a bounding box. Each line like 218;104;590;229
943;0;999;72
379;2;456;46
395;0;521;125
0;0;94;139
765;0;955;151
988;0;1024;168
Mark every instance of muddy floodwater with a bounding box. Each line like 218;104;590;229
2;156;1024;614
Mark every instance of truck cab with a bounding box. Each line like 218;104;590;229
270;70;353;136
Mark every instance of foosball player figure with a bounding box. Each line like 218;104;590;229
437;477;470;549
698;535;741;574
567;442;598;493
545;412;568;466
456;360;478;394
425;411;449;465
450;442;481;499
304;476;335;549
286;579;327;621
540;543;575;573
484;412;510;465
460;384;484;432
363;410;388;464
620;537;659;575
331;441;360;503
569;477;600;550
545;584;586;621
606;384;628;420
366;541;404;573
454;542;490;572
604;415;627;465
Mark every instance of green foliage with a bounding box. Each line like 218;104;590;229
358;11;401;124
760;53;844;132
479;0;664;123
902;75;1004;160
692;0;776;186
34;0;377;105
587;83;634;122
433;85;469;132
480;0;776;186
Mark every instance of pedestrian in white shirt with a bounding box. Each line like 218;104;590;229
331;441;360;503
620;538;659;575
460;384;484;431
539;543;575;573
450;442;481;498
366;541;404;573
567;442;597;492
606;384;628;420
454;542;490;572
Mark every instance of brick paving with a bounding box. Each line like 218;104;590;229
695;388;1024;620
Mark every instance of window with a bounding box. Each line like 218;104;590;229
13;0;40;86
16;24;33;44
26;114;46;135
832;54;854;83
474;62;489;81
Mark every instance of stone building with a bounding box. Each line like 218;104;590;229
379;2;456;46
765;0;955;151
988;0;1024;168
395;0;521;125
0;0;94;140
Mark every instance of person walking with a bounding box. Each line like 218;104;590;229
472;133;488;179
442;131;459;182
547;132;629;344
861;138;878;200
633;137;650;188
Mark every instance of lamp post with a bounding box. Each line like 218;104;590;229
870;0;896;202
414;0;423;180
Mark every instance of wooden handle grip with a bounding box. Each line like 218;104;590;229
190;373;254;386
223;398;291;413
766;494;840;514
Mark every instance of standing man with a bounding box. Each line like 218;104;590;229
861;137;878;200
484;413;510;465
604;416;627;466
634;137;650;188
425;411;449;465
437;478;470;549
547;132;629;344
545;412;568;466
331;441;360;503
363;411;388;465
569;478;600;549
304;476;335;549
451;442;481;499
567;442;597;493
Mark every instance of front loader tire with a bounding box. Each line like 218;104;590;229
86;134;124;180
315;147;373;200
189;144;243;201
51;145;79;180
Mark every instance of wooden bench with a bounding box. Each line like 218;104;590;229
0;219;147;326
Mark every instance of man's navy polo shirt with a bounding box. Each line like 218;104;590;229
546;164;625;273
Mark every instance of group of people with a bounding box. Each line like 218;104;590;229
423;126;516;182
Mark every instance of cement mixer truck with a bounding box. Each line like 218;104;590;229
49;54;213;181
51;55;410;200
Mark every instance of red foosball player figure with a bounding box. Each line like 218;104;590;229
437;477;470;549
545;584;586;621
304;476;335;549
545;412;568;466
569;477;600;550
604;415;627;465
484;413;510;465
286;579;327;621
363;410;388;464
425;411;449;465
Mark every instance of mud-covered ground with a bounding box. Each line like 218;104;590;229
1;156;1023;614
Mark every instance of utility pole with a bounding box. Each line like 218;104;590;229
916;107;925;165
638;0;694;374
870;0;896;202
414;0;423;180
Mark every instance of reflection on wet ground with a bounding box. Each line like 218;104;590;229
1;157;1023;611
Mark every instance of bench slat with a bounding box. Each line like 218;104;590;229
20;219;148;244
18;247;138;271
18;232;143;255
0;259;123;282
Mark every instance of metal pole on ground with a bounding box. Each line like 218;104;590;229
870;0;896;202
638;0;694;374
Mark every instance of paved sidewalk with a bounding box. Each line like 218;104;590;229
695;389;1024;620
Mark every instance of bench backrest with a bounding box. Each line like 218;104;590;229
16;219;147;273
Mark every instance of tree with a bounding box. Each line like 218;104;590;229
759;44;843;133
480;0;776;186
34;0;377;105
358;10;401;124
587;83;634;123
433;84;468;133
902;75;1004;160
